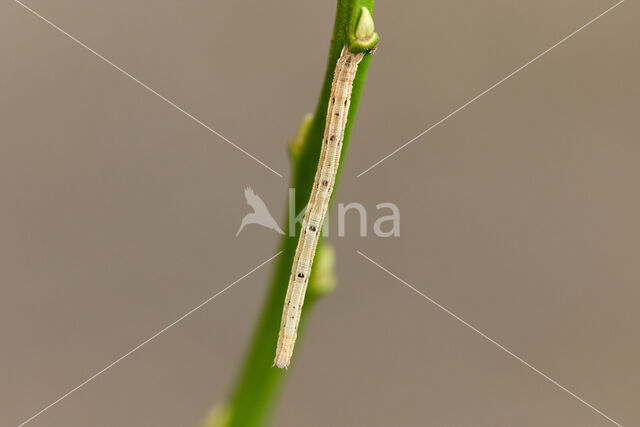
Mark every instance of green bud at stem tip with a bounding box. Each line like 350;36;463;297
349;7;379;53
355;7;375;41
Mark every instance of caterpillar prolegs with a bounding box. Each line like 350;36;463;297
274;47;364;369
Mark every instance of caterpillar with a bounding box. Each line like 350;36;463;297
274;46;364;369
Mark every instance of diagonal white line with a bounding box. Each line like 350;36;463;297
356;250;623;426
17;251;282;427
357;0;625;178
12;0;283;178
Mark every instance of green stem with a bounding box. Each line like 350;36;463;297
205;1;377;426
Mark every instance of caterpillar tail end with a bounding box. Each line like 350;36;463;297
274;339;294;369
273;353;291;370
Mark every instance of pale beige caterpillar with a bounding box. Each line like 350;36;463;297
274;46;364;369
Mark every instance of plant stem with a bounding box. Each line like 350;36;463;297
205;1;377;426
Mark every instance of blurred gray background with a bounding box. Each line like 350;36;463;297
1;0;638;426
